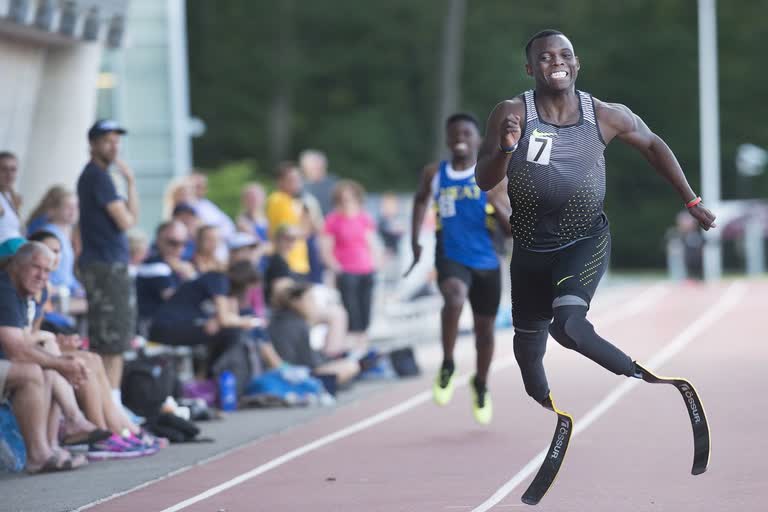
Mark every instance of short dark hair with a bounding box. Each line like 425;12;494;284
155;220;175;239
172;202;196;217
0;151;17;161
227;260;261;297
275;161;299;180
445;112;480;131
28;230;59;244
525;29;565;62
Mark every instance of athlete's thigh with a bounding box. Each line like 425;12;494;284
437;256;471;303
468;266;501;317
552;233;611;304
510;247;555;325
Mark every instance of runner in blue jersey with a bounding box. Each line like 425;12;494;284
410;113;511;424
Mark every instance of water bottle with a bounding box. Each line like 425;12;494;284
57;286;70;314
218;371;237;412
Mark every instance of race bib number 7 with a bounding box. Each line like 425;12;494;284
526;131;554;165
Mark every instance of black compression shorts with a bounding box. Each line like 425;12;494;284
510;233;611;330
436;256;501;317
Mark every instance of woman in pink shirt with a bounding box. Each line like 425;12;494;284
321;180;376;348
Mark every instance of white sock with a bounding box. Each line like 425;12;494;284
111;388;122;407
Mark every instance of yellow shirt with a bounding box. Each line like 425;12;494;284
266;191;309;274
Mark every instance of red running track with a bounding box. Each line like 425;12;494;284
81;279;767;512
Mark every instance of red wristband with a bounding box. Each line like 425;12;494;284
686;196;702;209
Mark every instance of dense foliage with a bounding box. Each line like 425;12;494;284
187;0;767;267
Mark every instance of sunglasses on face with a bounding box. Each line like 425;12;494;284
164;238;186;247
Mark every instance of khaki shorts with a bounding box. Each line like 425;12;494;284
0;359;11;400
80;262;137;355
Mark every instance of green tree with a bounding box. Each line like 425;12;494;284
186;0;767;269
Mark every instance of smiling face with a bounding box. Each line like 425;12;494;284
446;120;481;160
526;34;580;92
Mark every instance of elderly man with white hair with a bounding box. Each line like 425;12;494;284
0;242;95;473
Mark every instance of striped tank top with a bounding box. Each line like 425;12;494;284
506;90;609;252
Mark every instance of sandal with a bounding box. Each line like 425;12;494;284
26;450;86;474
62;428;112;446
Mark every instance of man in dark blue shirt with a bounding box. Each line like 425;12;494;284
77;120;139;394
0;242;89;472
136;220;196;330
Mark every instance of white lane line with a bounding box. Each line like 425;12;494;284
154;356;515;512
471;281;747;512
80;281;667;512
152;281;668;512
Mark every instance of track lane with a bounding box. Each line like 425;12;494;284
82;281;764;512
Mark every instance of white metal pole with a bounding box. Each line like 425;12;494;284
167;0;193;178
698;0;722;281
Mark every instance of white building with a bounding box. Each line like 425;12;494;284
0;0;194;235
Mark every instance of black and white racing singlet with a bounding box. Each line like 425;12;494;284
506;90;609;252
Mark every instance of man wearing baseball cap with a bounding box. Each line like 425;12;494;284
77;120;139;405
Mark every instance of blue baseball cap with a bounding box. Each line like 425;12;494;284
88;119;127;141
0;237;26;257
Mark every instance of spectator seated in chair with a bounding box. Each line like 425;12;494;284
265;225;353;359
0;242;94;473
136;220;197;332
23;232;162;457
268;283;359;386
148;260;263;375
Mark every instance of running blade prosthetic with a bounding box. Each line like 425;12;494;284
521;395;573;505
635;363;711;475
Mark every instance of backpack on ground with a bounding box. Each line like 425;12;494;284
121;351;180;419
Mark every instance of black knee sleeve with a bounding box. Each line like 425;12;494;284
513;328;550;403
550;305;634;376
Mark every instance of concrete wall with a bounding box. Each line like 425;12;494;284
0;37;45;166
22;42;103;213
0;0;129;221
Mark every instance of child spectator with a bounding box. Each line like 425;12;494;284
25;185;67;237
192;224;224;273
33;187;84;300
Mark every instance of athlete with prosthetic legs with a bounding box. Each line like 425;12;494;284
475;29;716;504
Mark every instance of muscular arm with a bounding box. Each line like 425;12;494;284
596;100;716;230
410;162;439;261
488;179;512;236
476;99;525;191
